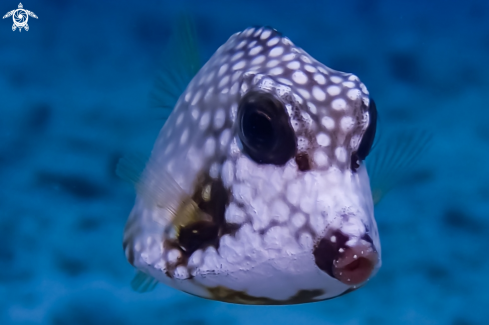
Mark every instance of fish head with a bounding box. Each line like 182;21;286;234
124;26;380;304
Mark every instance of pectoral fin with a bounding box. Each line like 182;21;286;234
367;129;432;204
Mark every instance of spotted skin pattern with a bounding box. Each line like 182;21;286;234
123;27;381;304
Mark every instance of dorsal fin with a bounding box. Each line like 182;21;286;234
149;13;201;116
367;129;432;204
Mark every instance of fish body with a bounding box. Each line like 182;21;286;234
122;26;381;304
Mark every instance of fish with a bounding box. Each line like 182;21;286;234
118;17;430;305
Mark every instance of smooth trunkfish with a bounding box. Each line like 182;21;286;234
118;18;429;305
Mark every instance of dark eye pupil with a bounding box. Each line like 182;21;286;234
238;91;296;165
356;98;377;161
243;111;274;149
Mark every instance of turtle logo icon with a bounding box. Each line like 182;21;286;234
3;3;37;32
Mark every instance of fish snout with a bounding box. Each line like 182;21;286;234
313;230;379;285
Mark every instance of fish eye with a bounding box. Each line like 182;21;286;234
242;110;274;150
356;98;378;161
238;91;296;165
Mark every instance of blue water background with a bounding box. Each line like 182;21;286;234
1;0;488;324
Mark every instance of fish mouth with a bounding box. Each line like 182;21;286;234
313;230;379;285
331;242;378;285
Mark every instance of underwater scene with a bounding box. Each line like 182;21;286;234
1;0;488;324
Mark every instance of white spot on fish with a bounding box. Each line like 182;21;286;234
287;61;300;70
300;55;312;63
261;29;272;40
282;53;295;61
317;133;331;147
327;85;341;96
312;86;326;101
199;112;211;130
331;76;343;84
292;71;308;84
335;147;347;162
332;98;347;110
214;109;226;129
270;67;284;75
251;55;266;65
232;60;246;70
313;150;328;167
221;160;234;187
270;46;284;57
249;46;263;56
180;128;189;145
231;51;244;62
267;37;279;46
204;137;216;157
218;64;229;76
266;59;280;68
314;73;326;85
347;89;361;100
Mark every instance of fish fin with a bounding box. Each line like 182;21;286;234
149;13;202;115
369;112;384;154
131;271;158;293
133;157;204;229
117;153;205;229
367;129;432;205
172;198;203;234
115;153;148;186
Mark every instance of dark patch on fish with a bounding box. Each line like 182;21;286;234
361;233;374;245
313;230;349;277
162;173;240;276
220;222;241;237
123;216;140;266
207;285;324;305
350;152;360;171
295;153;310;171
194;176;229;226
179;221;219;255
174;174;231;256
